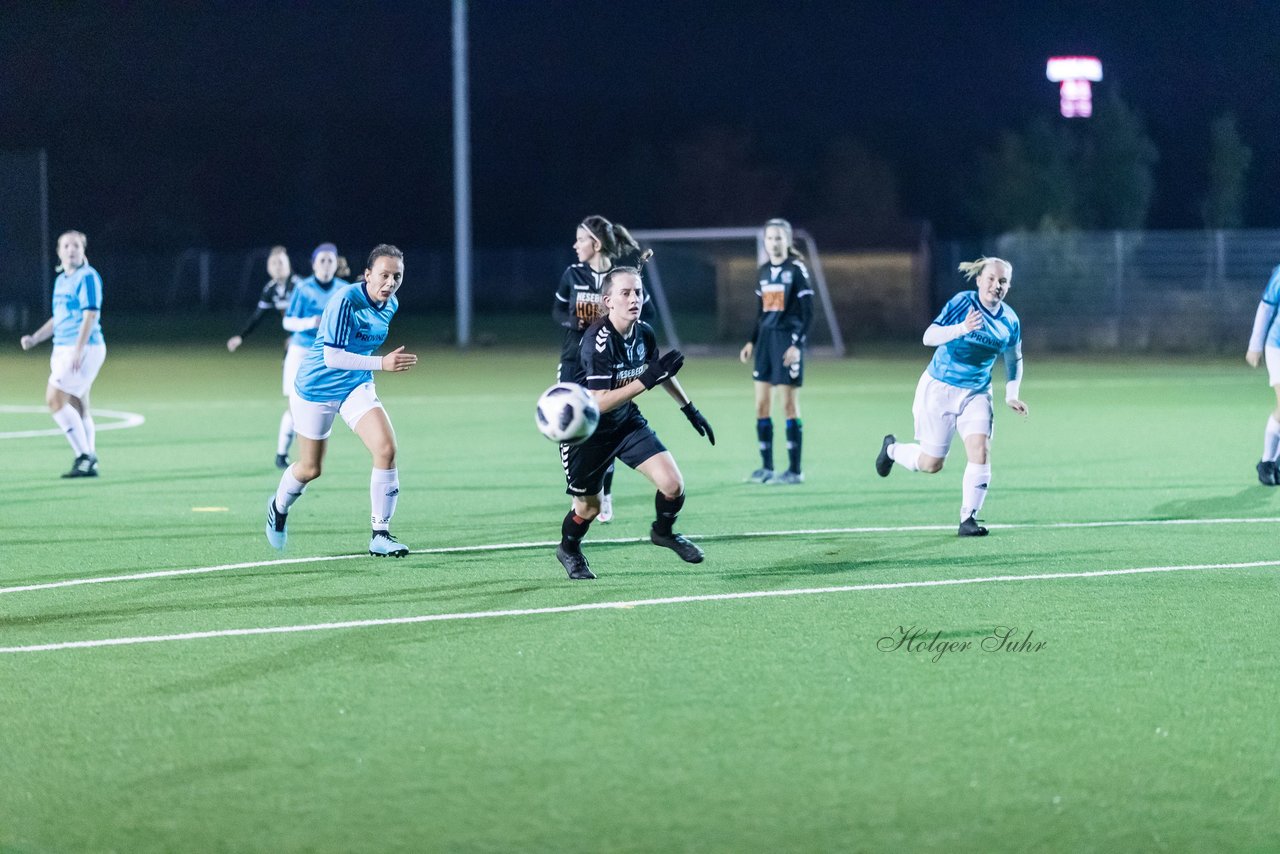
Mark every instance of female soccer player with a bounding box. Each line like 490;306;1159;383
280;242;349;466
874;257;1027;536
556;266;715;580
739;218;813;485
18;230;106;478
1245;264;1280;485
226;245;301;468
265;244;418;557
552;215;646;523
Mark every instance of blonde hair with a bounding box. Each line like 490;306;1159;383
957;256;1011;281
764;218;805;261
55;230;88;273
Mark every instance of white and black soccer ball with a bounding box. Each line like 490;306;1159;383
535;382;600;445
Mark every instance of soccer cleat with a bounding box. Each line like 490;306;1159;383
265;499;288;550
61;454;99;478
747;468;774;484
772;470;804;485
275;454;290;470
875;434;895;477
650;526;705;563
598;493;614;524
957;514;989;537
369;530;409;557
1257;460;1278;486
556;545;596;580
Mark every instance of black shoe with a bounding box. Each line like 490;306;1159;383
650;526;705;563
958;514;989;537
275;454;290;470
556;545;595;580
1258;460;1278;486
875;434;895;477
61;454;99;478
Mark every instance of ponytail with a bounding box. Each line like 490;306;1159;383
958;256;1011;281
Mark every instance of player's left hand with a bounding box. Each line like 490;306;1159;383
681;402;715;445
783;345;801;367
381;346;418;372
71;346;84;372
1006;398;1028;416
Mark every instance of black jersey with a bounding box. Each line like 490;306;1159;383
237;275;298;339
576;317;659;432
748;258;813;347
553;260;653;369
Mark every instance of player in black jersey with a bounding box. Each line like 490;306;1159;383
226;245;301;468
552;215;647;523
739;219;814;485
556;266;716;580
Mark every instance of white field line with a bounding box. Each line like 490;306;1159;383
2;558;1277;655
3;515;1279;598
0;406;145;440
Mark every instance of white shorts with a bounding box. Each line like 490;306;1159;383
290;382;385;440
49;343;106;398
911;372;993;459
283;344;308;397
1266;346;1280;387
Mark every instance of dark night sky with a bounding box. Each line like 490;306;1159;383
2;0;1278;251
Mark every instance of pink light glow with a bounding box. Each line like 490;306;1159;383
1046;56;1102;118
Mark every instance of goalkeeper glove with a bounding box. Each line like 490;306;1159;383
638;349;685;389
681;402;715;445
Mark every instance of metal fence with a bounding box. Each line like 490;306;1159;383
935;230;1280;351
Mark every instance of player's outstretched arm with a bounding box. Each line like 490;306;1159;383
662;377;715;444
20;318;54;350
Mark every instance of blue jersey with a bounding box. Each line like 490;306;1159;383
284;275;348;349
52;264;104;346
926;291;1022;391
294;282;397;402
1255;266;1280;349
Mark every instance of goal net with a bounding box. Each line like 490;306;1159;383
630;227;846;356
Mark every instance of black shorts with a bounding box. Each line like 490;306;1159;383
752;329;804;386
562;411;667;496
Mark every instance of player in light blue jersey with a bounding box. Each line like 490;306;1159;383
874;257;1028;536
1245;265;1280;485
280;242;349;463
266;245;418;557
19;230;107;478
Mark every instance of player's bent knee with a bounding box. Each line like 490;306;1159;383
919;456;945;474
294;461;322;482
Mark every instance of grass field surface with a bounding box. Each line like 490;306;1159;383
2;329;1277;852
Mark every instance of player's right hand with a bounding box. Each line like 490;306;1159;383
961;309;983;333
739;342;753;363
19;335;35;351
382;346;418;372
1247;349;1262;368
227;336;242;352
639;349;685;389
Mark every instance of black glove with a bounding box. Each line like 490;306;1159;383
681;402;715;445
638;349;685;389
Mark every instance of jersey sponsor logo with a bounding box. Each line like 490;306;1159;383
576;291;604;322
761;283;786;313
612;365;646;387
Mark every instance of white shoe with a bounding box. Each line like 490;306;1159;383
598;494;614;524
369;530;409;557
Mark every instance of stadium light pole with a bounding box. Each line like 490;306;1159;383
452;0;472;348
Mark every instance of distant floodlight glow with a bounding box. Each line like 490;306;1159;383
1046;56;1102;118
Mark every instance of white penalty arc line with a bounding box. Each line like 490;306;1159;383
2;558;1278;655
0;405;145;439
3;515;1280;597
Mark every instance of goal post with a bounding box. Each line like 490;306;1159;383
630;227;847;356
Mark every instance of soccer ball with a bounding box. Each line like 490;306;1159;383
535;383;600;445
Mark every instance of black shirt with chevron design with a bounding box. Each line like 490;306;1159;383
575;317;659;432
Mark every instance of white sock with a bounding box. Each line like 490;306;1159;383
370;467;399;532
1264;416;1280;461
888;441;922;472
52;405;90;457
277;409;295;456
274;465;307;514
81;413;96;454
961;463;992;521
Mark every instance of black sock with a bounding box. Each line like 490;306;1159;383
653;491;685;536
785;418;803;474
602;462;615;496
756;418;774;470
561;511;592;553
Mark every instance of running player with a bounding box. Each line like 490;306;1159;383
265;244;418;557
552;215;647;523
874;257;1027;536
739;218;813;485
18;230;107;478
281;242;349;466
1245;264;1280;485
226;245;301;468
556;266;715;580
